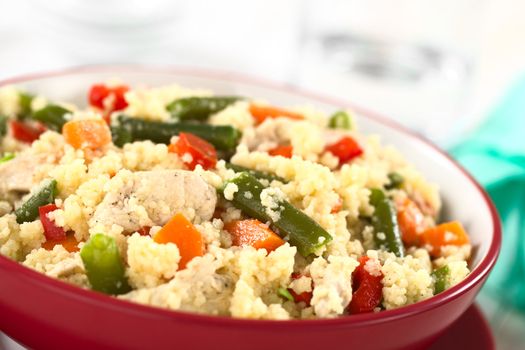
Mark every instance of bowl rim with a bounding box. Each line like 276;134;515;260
0;64;502;329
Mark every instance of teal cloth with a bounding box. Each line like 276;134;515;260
451;77;525;309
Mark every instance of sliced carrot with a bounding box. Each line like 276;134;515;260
249;104;303;125
154;213;204;269
42;234;80;253
268;145;293;158
421;221;470;257
62;119;112;150
224;219;285;252
397;198;425;247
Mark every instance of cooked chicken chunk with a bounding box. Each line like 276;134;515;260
0;153;48;201
91;170;217;233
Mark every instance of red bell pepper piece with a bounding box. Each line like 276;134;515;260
348;256;383;314
10;120;45;143
38;204;66;242
325;136;363;163
288;273;313;306
88;83;129;114
168;132;218;170
268;145;293;158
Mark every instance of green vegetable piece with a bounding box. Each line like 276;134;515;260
167;96;242;121
223;172;332;256
432;265;450;294
385;172;404;190
328;110;352;130
0;115;7;137
110;126;132;148
225;163;287;183
277;287;294;301
0;153;15;164
80;234;131;295
114;115;241;151
32;105;71;132
18;92;34;120
15;179;57;224
369;188;405;257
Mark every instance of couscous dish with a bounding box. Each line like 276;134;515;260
0;82;471;319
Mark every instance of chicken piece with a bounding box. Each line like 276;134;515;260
91;170;217;233
0;152;48;201
241;118;293;152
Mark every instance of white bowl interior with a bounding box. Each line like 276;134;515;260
11;68;493;269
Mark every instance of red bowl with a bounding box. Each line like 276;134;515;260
0;65;501;350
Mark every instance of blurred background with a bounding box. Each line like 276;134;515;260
1;0;524;348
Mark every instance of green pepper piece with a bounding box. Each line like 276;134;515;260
18;92;34;120
32;105;71;132
225;163;287;183
369;188;405;257
80;234;131;295
167;96;242;121
328;110;352;130
114;115;241;151
223;172;332;256
432;265;450;294
0;115;7;137
0;153;15;164
277;287;294;301
385;172;404;190
15;179;57;224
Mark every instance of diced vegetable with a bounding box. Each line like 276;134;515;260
168;132;217;170
42;234;80;253
249;104;304;125
15;179;57;224
277;287;294;302
268;145;293;158
369;188;405;257
38;203;66;241
0;153;14;164
137;226;151;236
32;105;70;132
330;197;343;214
113;115;241;151
10;120;45;143
225;163;287;183
224;219;285;252
80;233;131;295
154;213;204;269
223;172;332;256
167;96;242;121
88;84;129;112
289;273;313;305
432;265;450;294
385;172;404;190
0;115;7;137
348;256;383;314
62;119;112;149
421;221;470;257
397;198;425;247
328;110;352;130
18;92;34;120
325;136;363;163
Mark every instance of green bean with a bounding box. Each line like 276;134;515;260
15;179;57;224
167;96;242;121
223;172;332;256
385;172;404;190
369;188;405;257
32;105;71;132
0;115;7;137
225;163;287;183
114;115;241;151
110;125;132;148
432;265;450;294
0;153;14;164
80;234;131;295
277;287;294;301
328;110;352;130
18;92;34;120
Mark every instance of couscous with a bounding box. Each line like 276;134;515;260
0;82;471;319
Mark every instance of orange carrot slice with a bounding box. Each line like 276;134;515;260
397;198;425;247
62;119;111;150
249;104;303;125
154;213;204;269
224;219;285;252
42;234;80;253
421;221;470;257
268;145;293;158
